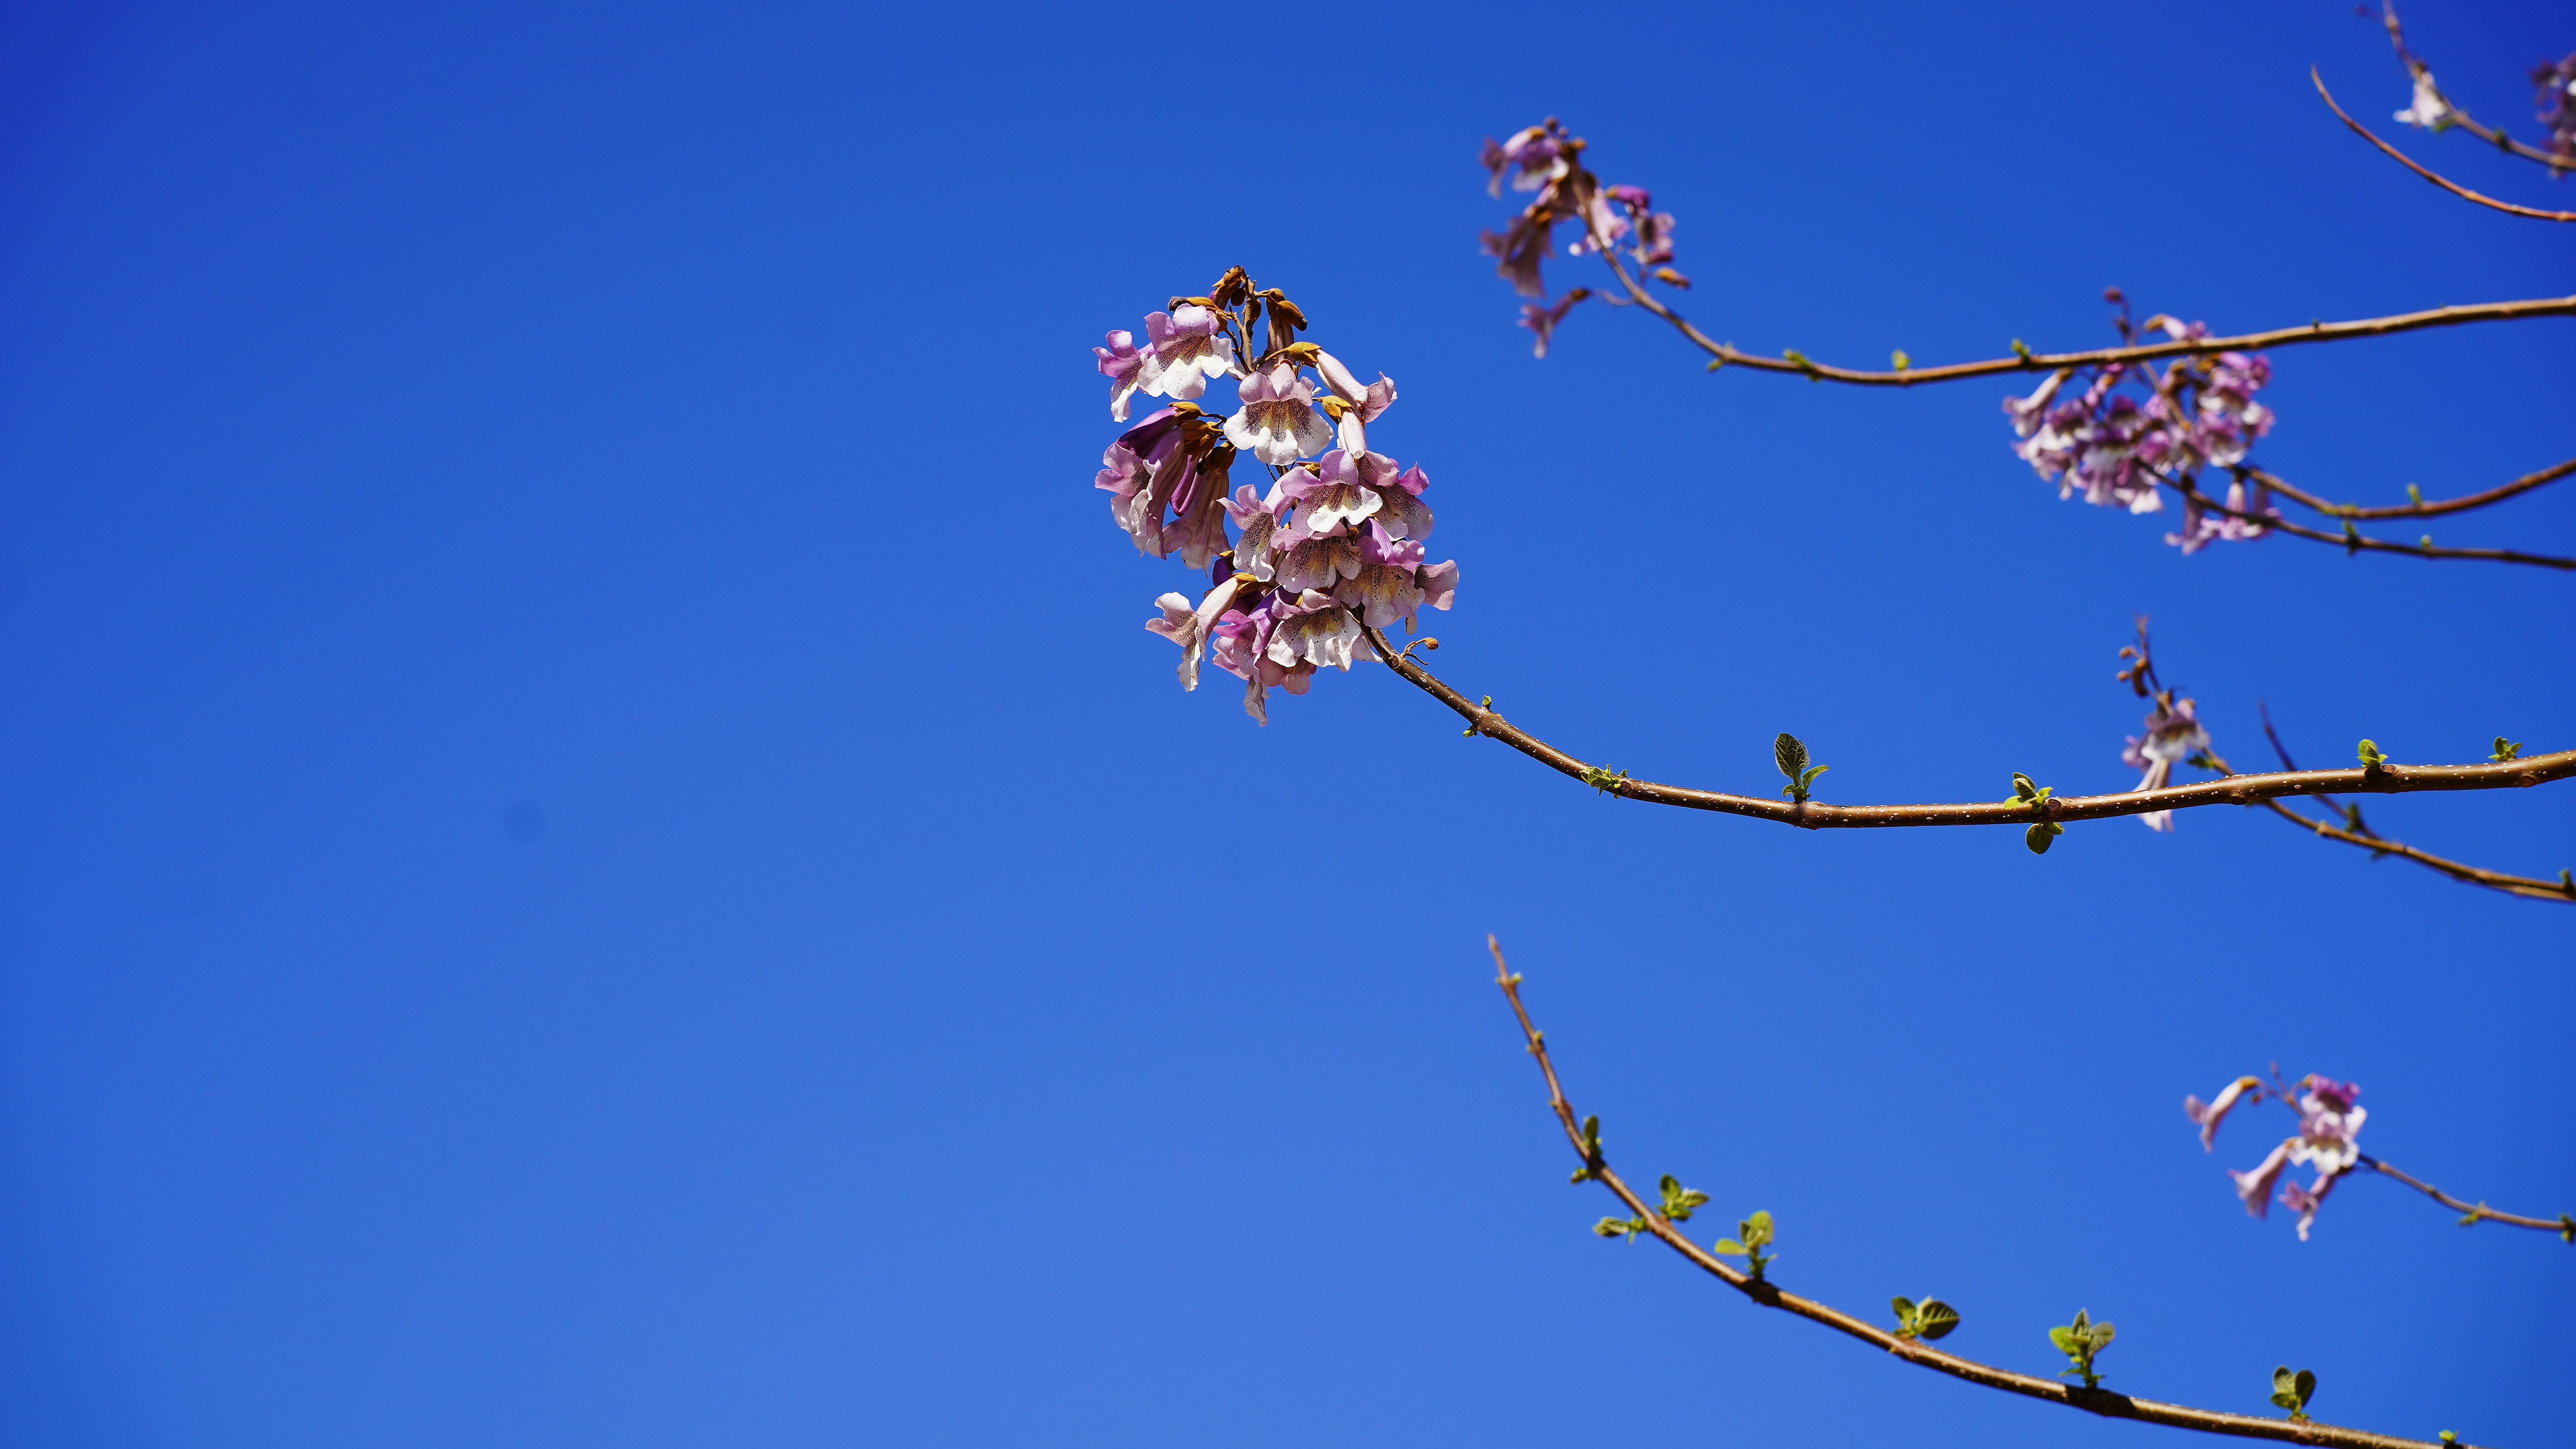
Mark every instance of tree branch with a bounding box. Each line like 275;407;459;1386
1487;938;2468;1449
2313;68;2576;223
2156;472;2576;570
2248;456;2576;522
1362;626;2576;829
2256;797;2573;903
1587;237;2576;385
2377;2;2573;174
2360;1156;2576;1238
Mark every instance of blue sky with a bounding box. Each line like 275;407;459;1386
2;1;2570;1445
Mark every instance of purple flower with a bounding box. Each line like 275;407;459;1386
1095;330;1148;422
1334;523;1425;628
1224;364;1333;466
2536;52;2576;160
2167;474;2278;556
1312;349;1397;455
1519;291;1588;358
2184;1075;2266;1151
1145;576;1245;692
1273;532;1362;595
1480;122;1569;197
2123;695;2209;831
1481;208;1560;299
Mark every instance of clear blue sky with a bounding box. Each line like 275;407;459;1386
3;2;2569;1445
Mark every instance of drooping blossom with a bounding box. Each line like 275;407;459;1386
2123;694;2210;831
1095;330;1147;421
1224;364;1334;465
2188;1069;2368;1240
1139;305;1238;402
2184;1075;2265;1150
1481;207;1561;299
1096;274;1459;724
1479;120;1683;315
2167;474;2278;555
2002;313;2278;550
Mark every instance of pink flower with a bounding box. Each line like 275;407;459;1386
1224;364;1333;465
1138;305;1238;403
1312;349;1397;455
2184;1075;2265;1151
2279;1172;2340;1242
1335;523;1426;628
1282;449;1389;537
1274;532;1363;595
2229;1140;2292;1218
1480;122;1569;196
1145;577;1245;692
1266;589;1366;673
2123;695;2209;831
1095;330;1148;422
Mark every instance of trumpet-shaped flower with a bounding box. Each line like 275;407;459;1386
2230;1141;2293;1218
2279;1172;2340;1242
1520;291;1586;358
2394;70;2453;129
1224;365;1334;465
1138;305;1237;402
1266;589;1367;673
1095;330;1147;421
1145;577;1244;692
1282;450;1388;537
2184;1076;2266;1151
1481;123;1569;196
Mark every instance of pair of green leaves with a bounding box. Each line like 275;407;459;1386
2491;737;2524;763
1592;1175;1711;1243
2270;1366;2316;1421
1889;1296;1959;1341
1774;734;1829;803
2047;1309;2114;1388
2011;773;2066;854
2357;739;2390;769
1712;1209;1777;1281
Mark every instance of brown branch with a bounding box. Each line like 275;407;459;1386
1487;938;2469;1449
1361;626;2576;829
2257;797;2574;903
2360;1155;2576;1237
2158;473;2576;570
2314;69;2576;222
2378;2;2573;175
1587;238;2576;385
2248;456;2576;522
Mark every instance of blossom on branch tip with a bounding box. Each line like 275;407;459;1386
2537;53;2576;161
1481;122;1570;196
2230;1141;2293;1218
1224;364;1334;465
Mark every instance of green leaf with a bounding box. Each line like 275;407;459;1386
1891;349;1911;371
2357;738;2386;767
1712;1239;1747;1257
1890;1296;1917;1324
1798;763;1830;790
2089;1321;2115;1347
2047;1326;2080;1355
1774;732;1809;781
1594;1217;1628;1238
1914;1300;1959;1340
1741;1210;1774;1247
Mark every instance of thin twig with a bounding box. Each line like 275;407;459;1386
1361;626;2576;829
2360;1155;2576;1237
2247;457;2576;522
1587;235;2576;385
1487;938;2469;1449
2378;2;2573;175
2157;472;2576;570
2256;797;2573;902
2313;69;2576;222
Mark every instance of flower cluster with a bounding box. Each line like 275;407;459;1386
2186;1073;2368;1241
2537;51;2576;162
1477;118;1687;357
2001;292;2280;552
1092;268;1458;724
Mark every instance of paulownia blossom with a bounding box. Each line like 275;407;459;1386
1089;270;1458;724
2537;51;2576;161
2002;303;2279;550
2122;693;2210;832
2185;1072;2368;1241
1479;118;1685;351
